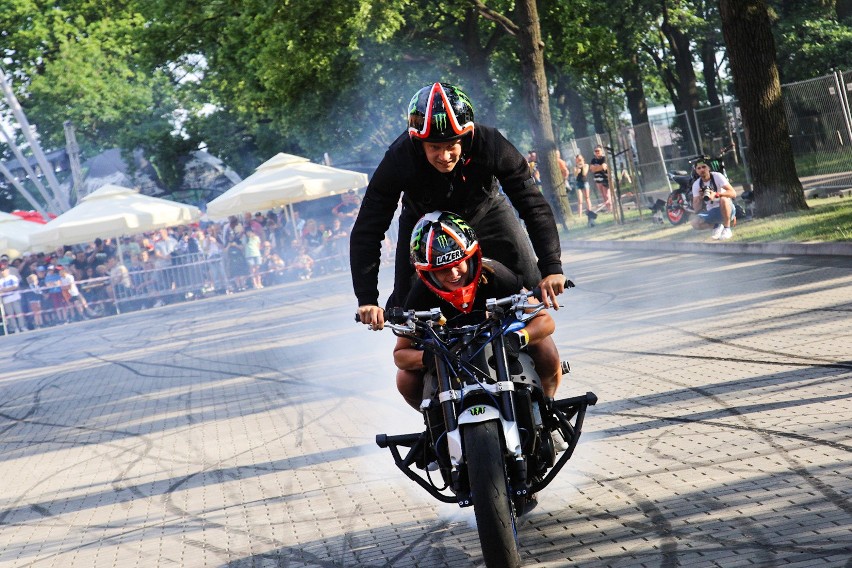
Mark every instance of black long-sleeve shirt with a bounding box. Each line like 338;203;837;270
350;124;562;307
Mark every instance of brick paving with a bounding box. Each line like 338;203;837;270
0;249;849;567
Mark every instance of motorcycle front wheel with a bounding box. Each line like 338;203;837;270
464;421;522;568
666;192;689;225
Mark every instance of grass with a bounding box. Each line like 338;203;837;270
559;195;852;243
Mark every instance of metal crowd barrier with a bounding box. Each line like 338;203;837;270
1;246;369;335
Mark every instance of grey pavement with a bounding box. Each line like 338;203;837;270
0;249;850;567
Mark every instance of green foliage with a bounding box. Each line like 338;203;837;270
0;0;845;202
775;18;852;81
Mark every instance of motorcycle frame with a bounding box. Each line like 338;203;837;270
375;295;597;506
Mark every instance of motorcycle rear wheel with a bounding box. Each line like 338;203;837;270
666;192;689;225
464;421;522;568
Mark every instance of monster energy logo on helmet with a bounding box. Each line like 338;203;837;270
433;112;448;132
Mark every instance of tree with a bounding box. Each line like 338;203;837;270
719;0;808;215
470;0;572;225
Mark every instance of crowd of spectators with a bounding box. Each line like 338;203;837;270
1;191;365;334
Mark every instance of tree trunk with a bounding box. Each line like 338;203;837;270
661;16;700;143
719;0;808;215
701;39;721;107
622;52;649;125
591;93;605;135
553;73;589;139
515;0;572;225
460;7;500;124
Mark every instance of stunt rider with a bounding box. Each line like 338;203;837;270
351;82;566;331
393;212;563;410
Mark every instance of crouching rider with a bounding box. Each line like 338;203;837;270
392;211;564;411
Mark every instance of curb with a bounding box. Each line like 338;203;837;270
562;239;852;257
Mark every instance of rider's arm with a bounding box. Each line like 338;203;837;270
349;145;405;309
393;336;425;371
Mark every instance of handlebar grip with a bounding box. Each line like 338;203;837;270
531;279;574;302
386;307;408;325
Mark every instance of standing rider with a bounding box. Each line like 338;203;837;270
393;211;563;410
351;82;566;330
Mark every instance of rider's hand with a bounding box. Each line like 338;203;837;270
358;304;385;330
537;274;566;310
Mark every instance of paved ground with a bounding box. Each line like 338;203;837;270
0;249;850;567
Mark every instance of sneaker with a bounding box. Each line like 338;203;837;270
711;224;724;239
551;430;569;453
719;227;733;240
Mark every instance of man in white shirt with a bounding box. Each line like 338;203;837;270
690;159;737;240
0;261;27;333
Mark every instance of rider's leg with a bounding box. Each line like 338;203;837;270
527;336;562;398
396;369;425;410
472;195;541;290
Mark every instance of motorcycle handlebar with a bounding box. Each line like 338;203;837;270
355;279;574;326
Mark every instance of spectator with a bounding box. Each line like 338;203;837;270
589;145;612;212
0;261;27;333
332;190;361;229
224;226;248;291
573;154;594;219
21;274;45;330
250;212;265;237
34;265;55;326
128;252;154;309
203;228;222;259
87;238;113;267
690;158;737;240
260;242;286;285
527;150;542;189
302;218;326;258
326;217;349;271
293;246;314;280
57;265;88;321
44;265;68;323
291;210;305;243
107;255;133;300
152;228;178;292
556;149;569;185
7;256;22;279
243;226;263;289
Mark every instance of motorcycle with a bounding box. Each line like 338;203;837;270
370;283;597;567
664;145;733;225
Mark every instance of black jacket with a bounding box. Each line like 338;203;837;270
350;124;562;307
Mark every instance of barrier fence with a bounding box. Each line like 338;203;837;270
1;247;356;335
561;69;852;211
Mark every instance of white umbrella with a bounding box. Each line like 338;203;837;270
28;184;201;250
205;153;368;220
0;211;53;254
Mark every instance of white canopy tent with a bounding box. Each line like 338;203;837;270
28;184;202;252
0;211;50;255
205;153;369;220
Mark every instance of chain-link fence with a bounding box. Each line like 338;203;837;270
561;69;852;211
